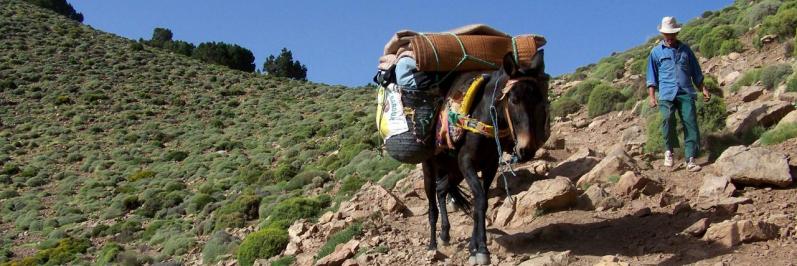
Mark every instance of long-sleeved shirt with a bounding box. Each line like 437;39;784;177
646;41;704;101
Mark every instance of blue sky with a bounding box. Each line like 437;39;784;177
70;1;732;87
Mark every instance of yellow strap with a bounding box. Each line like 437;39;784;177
459;75;486;114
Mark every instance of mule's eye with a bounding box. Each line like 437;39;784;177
510;95;521;104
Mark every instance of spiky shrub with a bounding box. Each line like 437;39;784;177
550;97;580;118
759;63;793;90
237;227;289;266
760;123;797;145
587;84;626;118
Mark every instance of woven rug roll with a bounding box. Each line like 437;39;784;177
412;34;511;72
513;35;545;68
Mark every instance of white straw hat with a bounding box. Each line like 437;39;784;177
657;16;681;34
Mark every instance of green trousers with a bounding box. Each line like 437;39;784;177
659;93;700;159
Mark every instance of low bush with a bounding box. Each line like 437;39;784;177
759;63;793;89
203;230;240;265
550;97;580;118
262;195;331;229
315;222;363;261
587;84;626;118
5;237;90;265
730;68;762;92
760;123;797;145
214;193;261;230
96;242;123;264
127;169;155;182
564;79;602;104
237;227;289;266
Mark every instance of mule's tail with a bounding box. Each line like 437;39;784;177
447;184;471;215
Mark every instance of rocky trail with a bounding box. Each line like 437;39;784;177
242;40;797;266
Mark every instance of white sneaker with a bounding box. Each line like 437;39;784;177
687;157;702;172
663;150;673;167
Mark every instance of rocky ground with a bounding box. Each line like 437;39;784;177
233;40;797;266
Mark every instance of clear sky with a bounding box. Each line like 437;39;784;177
70;1;733;87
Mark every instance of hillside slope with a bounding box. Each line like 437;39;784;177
0;0;401;264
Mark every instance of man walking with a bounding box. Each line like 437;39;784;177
646;16;711;172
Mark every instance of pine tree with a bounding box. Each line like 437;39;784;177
263;48;308;80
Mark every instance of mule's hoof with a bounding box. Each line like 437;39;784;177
427;243;437;251
440;235;451;246
474;253;490;265
468;255;477;266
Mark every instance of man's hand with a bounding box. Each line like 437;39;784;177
702;86;711;102
648;86;658;108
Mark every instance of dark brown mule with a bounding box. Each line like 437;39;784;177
422;52;549;265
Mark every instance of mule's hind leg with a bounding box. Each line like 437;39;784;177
435;174;451;246
422;160;439;250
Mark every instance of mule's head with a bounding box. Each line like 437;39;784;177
498;50;550;162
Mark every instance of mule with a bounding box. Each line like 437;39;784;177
421;51;550;265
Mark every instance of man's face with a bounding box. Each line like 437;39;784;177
662;32;678;46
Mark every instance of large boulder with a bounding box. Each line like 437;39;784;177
776;110;797;128
510;177;577;226
720;71;741;86
703;220;779;248
713;146;793;187
576;153;633;188
726;100;795;136
577;185;609;210
548;148;600;181
621;125;646;147
338;182;409;220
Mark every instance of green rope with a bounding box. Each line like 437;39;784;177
511;36;519;65
419;33;441;74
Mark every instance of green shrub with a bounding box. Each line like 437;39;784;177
760;123;797;145
162;235;195;256
271;256;296;266
263;195;331;229
591;57;624;81
787;75;797;92
550;97;580;118
760;6;797;39
564;79;602;104
214;194;261;230
644;114;669;154
237;227;289;266
23;0;84;22
315;222;363;261
699;25;739;58
162;151;188;162
127;170;155;182
746;0;782;27
5;237;90;265
695;96;727;135
97;242;123;264
203;230;240;265
187;193;215;213
587;84;626;118
730;68;762;92
759;63;793;89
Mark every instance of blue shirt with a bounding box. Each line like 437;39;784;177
646;41;704;101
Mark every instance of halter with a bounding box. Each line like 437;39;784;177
489;75;540;202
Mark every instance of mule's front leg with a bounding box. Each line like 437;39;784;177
459;155;490;265
422;160;439;250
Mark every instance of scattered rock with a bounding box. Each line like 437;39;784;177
728;52;741;60
341;259;359;266
588;119;606;130
698;175;736;200
316;239;360;266
594;255;630;266
534;148;550;160
713;146;793;187
682;218;710;237
545;137;566;150
548;148;601;181
720;71;741;86
425;250;447;262
338;182;409;221
738;85;764;102
612;171;659;197
760;34;777;44
578;185;609;210
725;100;795;136
573;118;589;128
633;207;651;217
596;196;624;211
518;250;571;266
704;220;779;248
620;125;646;147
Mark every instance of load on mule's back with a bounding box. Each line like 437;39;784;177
374;24;547;163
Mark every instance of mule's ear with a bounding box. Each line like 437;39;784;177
529;49;545;75
502;53;518;77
